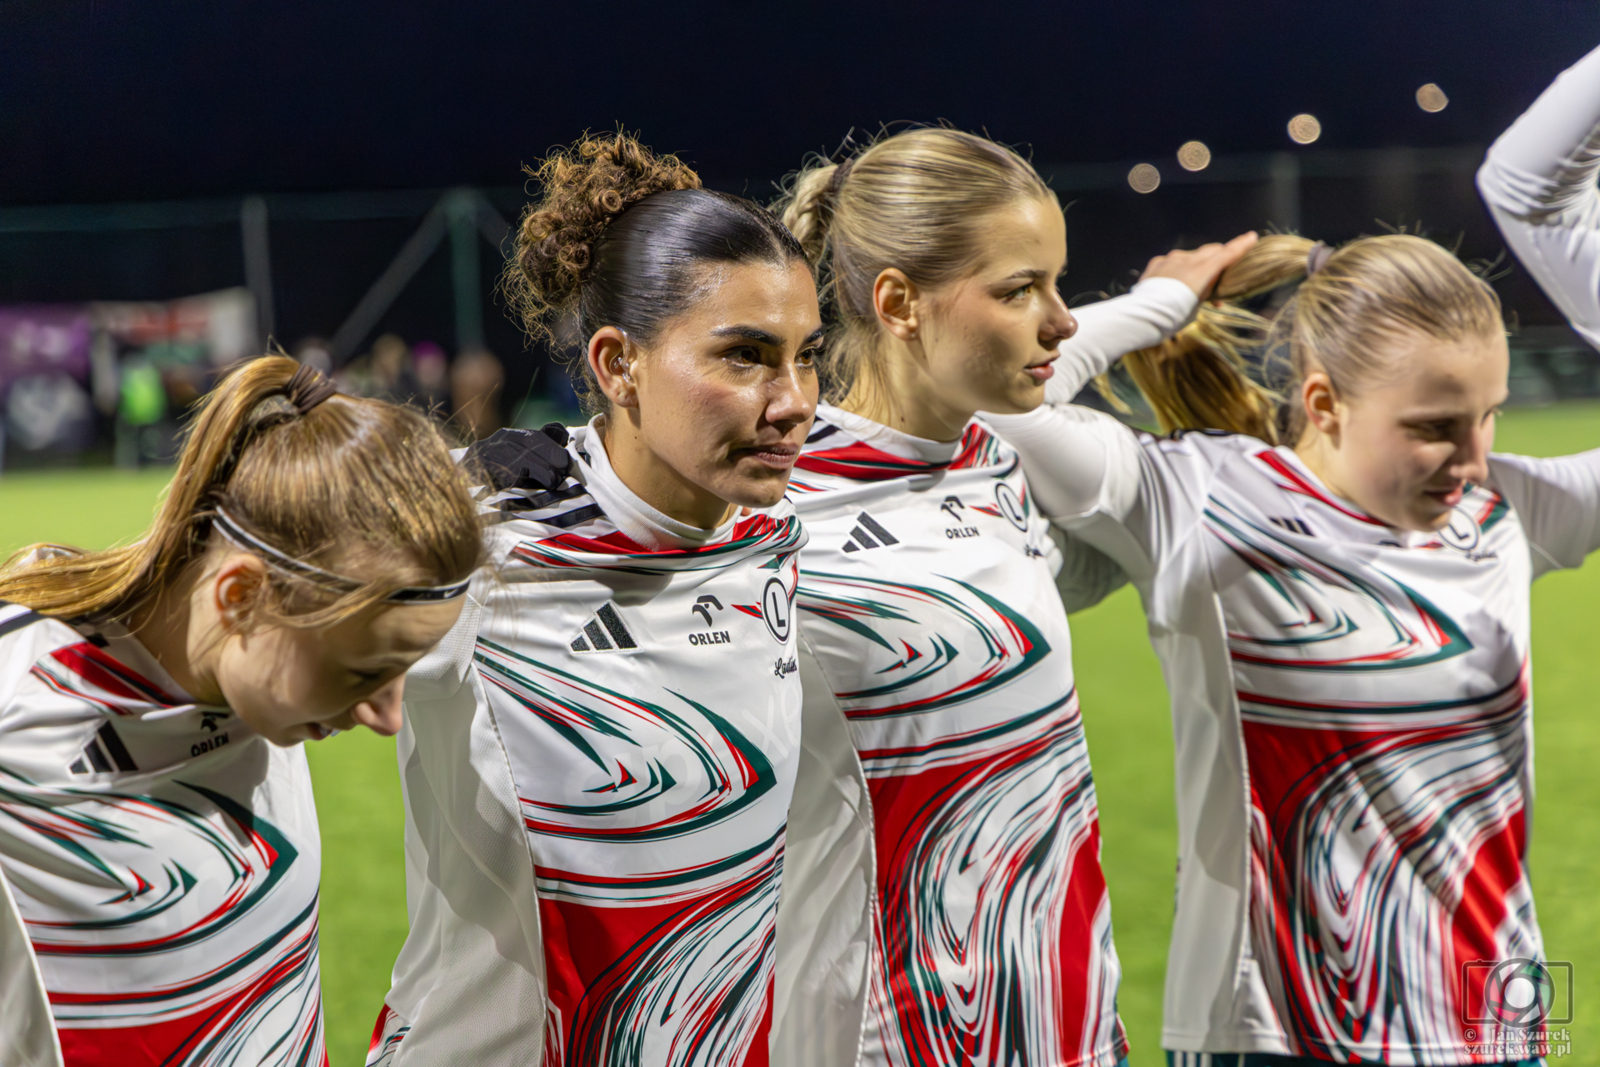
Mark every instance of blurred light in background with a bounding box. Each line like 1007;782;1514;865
1177;141;1212;172
1127;163;1161;193
1287;113;1322;145
1416;83;1449;112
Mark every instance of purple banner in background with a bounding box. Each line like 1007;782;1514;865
0;305;92;388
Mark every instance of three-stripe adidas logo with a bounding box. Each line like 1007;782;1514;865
570;603;640;654
70;722;137;775
842;512;899;553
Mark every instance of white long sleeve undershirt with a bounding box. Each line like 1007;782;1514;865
1479;41;1600;349
1046;277;1199;404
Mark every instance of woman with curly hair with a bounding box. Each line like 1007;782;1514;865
368;131;822;1067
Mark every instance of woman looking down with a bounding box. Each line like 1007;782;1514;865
0;355;481;1067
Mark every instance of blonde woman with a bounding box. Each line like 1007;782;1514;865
0;356;482;1067
768;127;1250;1066
988;233;1598;1066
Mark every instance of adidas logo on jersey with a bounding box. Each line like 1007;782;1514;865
842;512;899;553
1270;516;1314;536
69;722;137;775
569;603;640;654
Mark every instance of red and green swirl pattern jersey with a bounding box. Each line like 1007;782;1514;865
373;424;806;1067
0;603;326;1067
782;405;1128;1067
999;412;1600;1062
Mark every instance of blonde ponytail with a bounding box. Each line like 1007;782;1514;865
1116;232;1503;444
780;161;843;266
1113;233;1315;443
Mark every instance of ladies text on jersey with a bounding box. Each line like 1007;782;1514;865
774;404;1127;1067
0;601;325;1067
372;421;807;1067
996;405;1600;1063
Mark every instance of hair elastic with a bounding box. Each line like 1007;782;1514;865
210;507;470;603
828;156;856;198
285;363;339;414
1306;241;1334;277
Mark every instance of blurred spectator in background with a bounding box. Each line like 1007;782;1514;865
450;347;503;439
370;334;414;400
334;333;413;402
114;356;168;467
412;340;449;413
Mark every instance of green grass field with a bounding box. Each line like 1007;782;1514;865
4;405;1599;1066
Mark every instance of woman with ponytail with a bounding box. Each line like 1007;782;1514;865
369;131;820;1066
987;231;1600;1066
766;126;1251;1067
0;355;482;1067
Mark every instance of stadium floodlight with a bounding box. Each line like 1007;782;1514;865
1127;163;1161;193
1416;83;1449;113
1177;141;1212;172
1287;113;1322;145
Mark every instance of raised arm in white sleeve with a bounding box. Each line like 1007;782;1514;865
985;275;1194;531
1479;42;1600;348
1045;277;1198;403
1488;448;1600;576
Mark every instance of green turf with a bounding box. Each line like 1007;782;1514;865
3;404;1599;1066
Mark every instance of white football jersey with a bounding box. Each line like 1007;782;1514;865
771;405;1127;1067
993;408;1600;1063
373;421;806;1067
0;602;326;1067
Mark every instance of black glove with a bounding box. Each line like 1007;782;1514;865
466;424;572;493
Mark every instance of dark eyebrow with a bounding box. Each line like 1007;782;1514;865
711;325;784;346
802;326;825;345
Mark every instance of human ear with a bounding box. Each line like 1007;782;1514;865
588;327;638;409
872;269;921;343
350;675;406;737
1301;372;1343;443
211;554;268;633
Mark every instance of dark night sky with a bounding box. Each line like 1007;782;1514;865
3;0;1600;204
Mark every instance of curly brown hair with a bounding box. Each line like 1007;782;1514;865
502;130;700;344
500;129;809;414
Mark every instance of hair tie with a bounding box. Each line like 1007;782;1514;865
285;362;338;414
828;156;856;199
1306;241;1334;277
